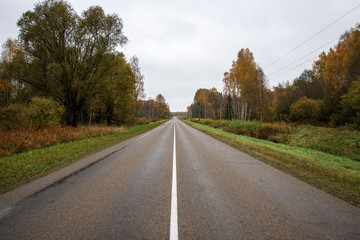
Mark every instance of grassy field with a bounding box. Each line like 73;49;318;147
273;125;360;161
183;120;360;208
0;120;167;193
189;118;360;161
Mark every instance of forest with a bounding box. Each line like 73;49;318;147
0;0;170;130
189;24;360;127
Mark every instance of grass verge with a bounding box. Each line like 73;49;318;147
277;125;360;161
0;120;168;193
183;120;360;208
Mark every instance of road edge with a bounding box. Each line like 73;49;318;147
0;121;170;210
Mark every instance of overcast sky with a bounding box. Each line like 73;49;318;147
1;0;359;111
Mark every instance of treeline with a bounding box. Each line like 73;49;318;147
189;24;360;127
0;0;170;129
135;94;171;119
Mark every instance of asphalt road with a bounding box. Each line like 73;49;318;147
0;118;359;239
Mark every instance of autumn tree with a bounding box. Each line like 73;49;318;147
224;48;268;121
311;52;327;100
156;94;168;118
137;95;170;119
207;88;222;119
13;0;128;126
187;25;360;126
223;71;237;118
86;53;136;125
190;88;223;119
130;56;145;118
0;40;16;106
130;56;145;101
187;105;192;118
341;77;360;126
194;88;210;118
0;39;33;106
0;70;14;107
293;70;313;99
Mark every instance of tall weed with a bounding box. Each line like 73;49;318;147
0;126;125;157
191;118;289;140
259;122;290;139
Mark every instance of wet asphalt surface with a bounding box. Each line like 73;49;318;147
0;118;359;239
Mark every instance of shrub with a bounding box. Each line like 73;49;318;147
27;97;65;128
258;122;290;139
227;120;260;137
0;104;28;129
199;118;216;127
0;97;64;130
215;120;230;129
191;118;200;123
289;97;324;123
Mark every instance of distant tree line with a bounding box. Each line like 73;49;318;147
0;0;170;129
135;94;171;119
189;24;360;127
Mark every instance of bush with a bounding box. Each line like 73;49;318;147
227;120;260;137
199;118;216;127
190;118;200;123
289;97;324;123
190;118;290;141
258;122;290;139
0;104;28;129
0;97;64;130
27;97;64;128
215;120;230;129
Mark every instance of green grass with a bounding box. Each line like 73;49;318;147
191;118;360;162
183;120;360;208
0;120;168;193
277;125;360;161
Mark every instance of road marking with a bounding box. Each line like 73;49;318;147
170;121;178;240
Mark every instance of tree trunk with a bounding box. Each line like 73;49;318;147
244;100;247;121
65;108;79;127
88;101;93;126
106;103;113;126
64;97;84;127
248;106;251;121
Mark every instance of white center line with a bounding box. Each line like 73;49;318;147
170;121;178;240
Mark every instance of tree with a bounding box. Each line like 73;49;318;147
312;24;360;122
130;56;145;101
156;94;167;118
187;105;192;118
130;56;145;118
341;77;360;126
293;70;313;99
136;95;170;119
88;53;136;125
14;0;128;126
272;82;295;122
224;48;267;121
311;52;327;99
0;39;31;106
194;88;210;118
224;94;233;120
0;72;14;107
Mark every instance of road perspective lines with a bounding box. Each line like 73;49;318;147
170;121;178;240
0;118;360;239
